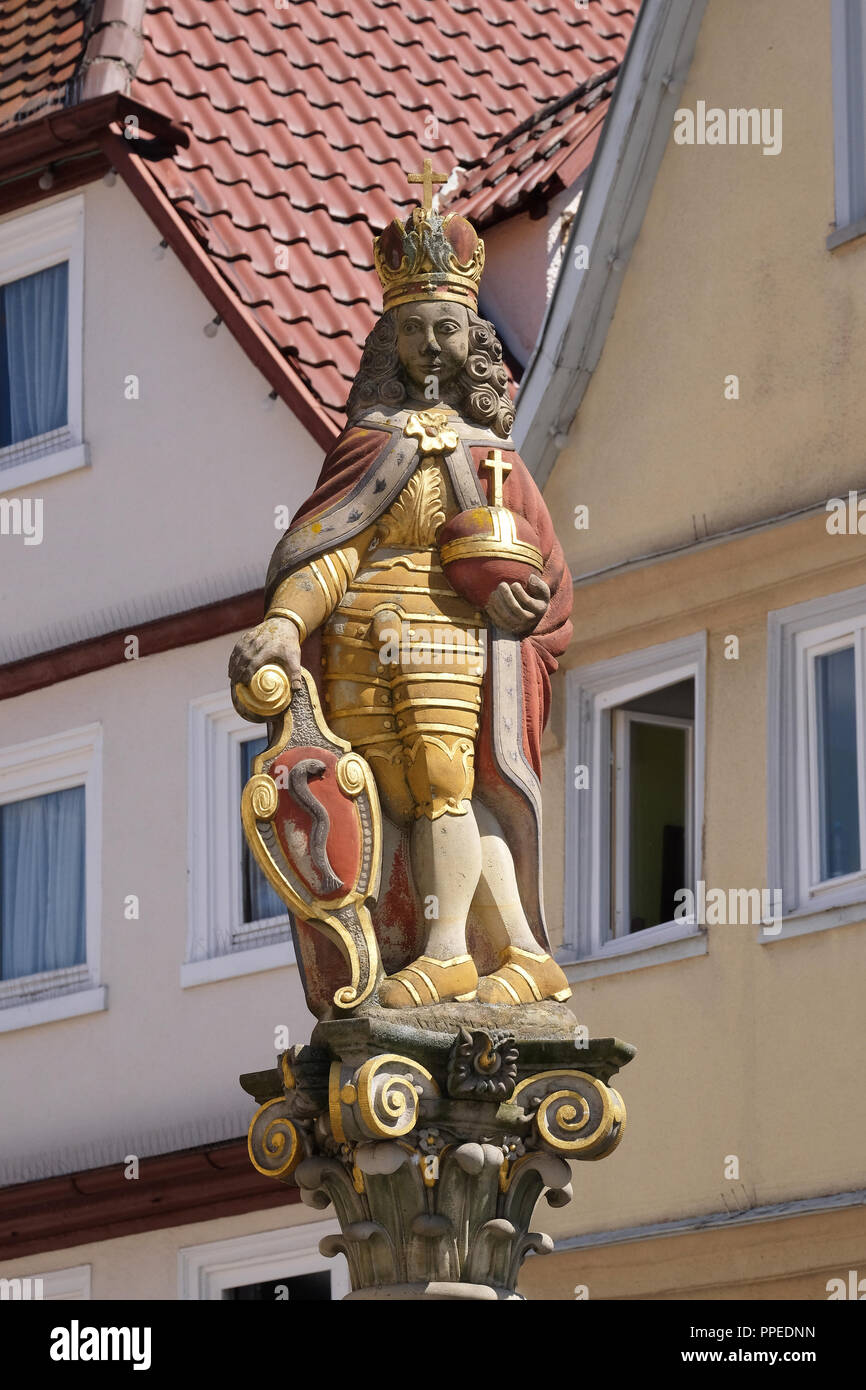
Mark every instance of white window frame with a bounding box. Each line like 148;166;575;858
769;584;866;931
611;709;694;939
0;723;104;1032
184;690;294;989
178;1222;349;1300
0;194;88;492
802;632;866;897
829;0;866;248
0;1265;90;1300
42;1264;91;1300
563;632;707;978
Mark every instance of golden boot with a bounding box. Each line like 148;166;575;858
378;953;479;1007
476;946;572;1005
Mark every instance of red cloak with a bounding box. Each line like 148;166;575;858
264;418;573;1006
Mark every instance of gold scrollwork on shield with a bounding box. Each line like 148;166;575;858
246;773;278;821
238;669;384;1014
336;752;369;797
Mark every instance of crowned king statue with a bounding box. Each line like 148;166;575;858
229;162;575;1018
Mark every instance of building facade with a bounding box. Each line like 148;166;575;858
0;0;639;1300
6;0;860;1304
518;0;866;1300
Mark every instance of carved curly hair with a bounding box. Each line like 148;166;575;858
345;307;514;437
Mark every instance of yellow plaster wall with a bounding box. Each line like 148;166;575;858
535;0;866;1291
520;1204;866;1301
544;0;866;576
537;519;866;1249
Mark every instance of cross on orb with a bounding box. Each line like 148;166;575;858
483;448;512;508
407;158;448;212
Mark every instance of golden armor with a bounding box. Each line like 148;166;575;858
233;164;575;1014
267;429;486;824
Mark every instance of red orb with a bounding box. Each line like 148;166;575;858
439;506;544;609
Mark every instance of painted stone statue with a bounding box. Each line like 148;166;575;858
229;164;574;1017
235;166;634;1301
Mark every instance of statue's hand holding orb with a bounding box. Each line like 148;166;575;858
229;615;303;719
485;573;550;635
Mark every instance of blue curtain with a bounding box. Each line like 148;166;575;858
0;261;69;449
240;740;286;923
0;785;86;981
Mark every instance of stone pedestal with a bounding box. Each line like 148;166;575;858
241;1002;634;1300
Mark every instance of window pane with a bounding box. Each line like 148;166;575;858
0;785;85;980
841;0;866;224
223;1271;331;1301
0;261;69;449
621;679;694;720
240;739;286;923
628;722;687;932
815;646;860;880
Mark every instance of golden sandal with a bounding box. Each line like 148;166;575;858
476;946;571;1005
379;954;478;1008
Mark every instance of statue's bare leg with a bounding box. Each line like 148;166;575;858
378;802;482;1006
410;805;481;958
472;802;572;1005
471;801;541;954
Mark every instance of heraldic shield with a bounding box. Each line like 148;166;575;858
236;663;383;1015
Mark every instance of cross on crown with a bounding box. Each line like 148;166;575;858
373;158;485;311
407;158;448;212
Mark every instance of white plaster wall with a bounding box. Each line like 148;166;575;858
480;182;583;367
0;1201;335;1301
0;178;323;663
0;634;315;1181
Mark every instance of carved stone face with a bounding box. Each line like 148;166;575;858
395;300;470;399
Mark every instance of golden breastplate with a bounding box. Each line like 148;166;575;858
327;457;482;632
320;457;485;822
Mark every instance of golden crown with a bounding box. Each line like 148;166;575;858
373;160;485;312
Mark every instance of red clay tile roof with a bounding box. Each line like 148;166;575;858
0;0;640;430
448;65;623;227
0;0;88;129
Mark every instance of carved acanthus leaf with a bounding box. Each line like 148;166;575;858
377;461;446;548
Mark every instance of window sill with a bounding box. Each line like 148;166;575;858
231;913;293;952
758;897;866;943
0;960;90;1005
180;939;295;989
0;985;106;1034
0;442;89;494
827;216;866;251
558;922;707;982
